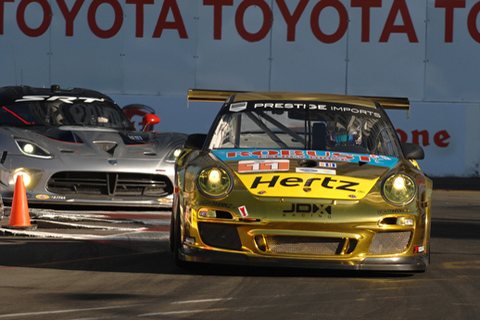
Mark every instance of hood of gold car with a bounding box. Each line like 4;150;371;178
212;148;398;200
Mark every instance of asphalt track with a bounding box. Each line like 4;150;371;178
0;180;479;320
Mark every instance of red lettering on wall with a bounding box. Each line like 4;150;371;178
396;128;408;143
17;0;52;37
380;0;418;43
153;0;188;38
396;128;450;148
351;0;381;43
88;0;123;39
411;130;430;146
310;0;348;44
56;0;85;37
468;2;480;43
204;0;233;40
0;0;14;34
235;0;272;42
126;0;154;38
434;130;451;147
276;0;308;42
4;0;480;43
435;0;466;43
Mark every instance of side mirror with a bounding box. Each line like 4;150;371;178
141;114;160;132
402;142;424;160
183;134;207;150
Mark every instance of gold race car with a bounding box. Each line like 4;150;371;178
170;90;432;271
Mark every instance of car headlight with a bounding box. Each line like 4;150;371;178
197;167;232;198
9;168;43;190
382;173;416;206
15;139;53;159
165;147;183;162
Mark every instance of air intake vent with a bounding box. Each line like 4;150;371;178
47;172;173;197
93;141;117;155
369;231;411;255
268;236;345;255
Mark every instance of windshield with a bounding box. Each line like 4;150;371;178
0;98;134;130
208;101;403;158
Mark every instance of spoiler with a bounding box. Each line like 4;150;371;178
188;89;410;116
365;96;410;117
188;89;242;103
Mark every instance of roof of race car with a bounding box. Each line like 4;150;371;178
0;85;113;105
188;89;410;112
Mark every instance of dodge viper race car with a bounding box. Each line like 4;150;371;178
170;90;432;271
0;85;186;208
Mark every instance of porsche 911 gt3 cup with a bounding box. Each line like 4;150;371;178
0;85;186;208
171;90;432;272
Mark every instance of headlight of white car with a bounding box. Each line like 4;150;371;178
9;168;44;189
14;139;53;159
165;147;183;163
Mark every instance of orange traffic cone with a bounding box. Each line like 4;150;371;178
6;175;36;230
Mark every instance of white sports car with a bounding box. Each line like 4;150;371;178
0;85;186;208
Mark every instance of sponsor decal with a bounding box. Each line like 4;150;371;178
414;246;425;254
250;175;358;191
213;149;397;168
198;200;234;209
35;194;66;200
238;159;289;173
253;102;327;110
16;96;105;104
295;167;336;175
238;205;249;218
229;102;248;112
283;203;332;215
319;162;337;168
236;172;377;200
377;208;413;214
253;103;382;118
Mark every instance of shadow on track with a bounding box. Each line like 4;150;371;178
0;237;416;279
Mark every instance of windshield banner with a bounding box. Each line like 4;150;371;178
213;149;398;168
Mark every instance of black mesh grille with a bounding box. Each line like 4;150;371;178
47;172;173;197
198;223;242;250
268;236;345;255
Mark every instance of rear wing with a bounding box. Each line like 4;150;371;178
188;89;241;103
366;96;410;117
188;89;410;116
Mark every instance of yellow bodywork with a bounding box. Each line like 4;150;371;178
172;90;430;272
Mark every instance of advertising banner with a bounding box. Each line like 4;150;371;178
1;0;479;176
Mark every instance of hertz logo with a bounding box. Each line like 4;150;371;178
250;175;359;192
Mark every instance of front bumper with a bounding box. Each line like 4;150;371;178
179;244;428;272
0;190;174;208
